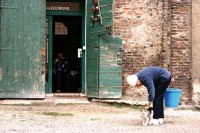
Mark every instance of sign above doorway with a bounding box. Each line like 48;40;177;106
46;2;80;11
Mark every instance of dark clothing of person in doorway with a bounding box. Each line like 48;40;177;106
53;52;68;92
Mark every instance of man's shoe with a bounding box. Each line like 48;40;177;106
158;118;164;125
148;119;159;126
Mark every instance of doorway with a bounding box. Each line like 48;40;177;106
46;16;82;93
53;16;82;93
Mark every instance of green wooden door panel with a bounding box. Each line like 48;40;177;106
86;44;99;98
99;75;121;86
86;0;122;99
0;51;22;90
87;0;113;34
98;35;122;98
98;87;121;98
0;0;46;98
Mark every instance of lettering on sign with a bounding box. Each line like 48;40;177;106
47;6;69;11
46;2;80;11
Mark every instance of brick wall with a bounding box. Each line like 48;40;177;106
161;0;171;69
114;0;192;103
171;0;191;103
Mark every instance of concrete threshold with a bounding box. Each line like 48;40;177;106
0;93;90;106
53;93;81;97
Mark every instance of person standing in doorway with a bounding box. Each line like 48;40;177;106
53;52;68;92
127;66;171;125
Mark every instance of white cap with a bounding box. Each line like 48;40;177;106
127;75;138;87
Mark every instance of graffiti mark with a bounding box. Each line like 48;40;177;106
39;48;46;62
39;48;46;56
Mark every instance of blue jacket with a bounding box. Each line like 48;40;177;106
136;66;171;102
54;57;68;73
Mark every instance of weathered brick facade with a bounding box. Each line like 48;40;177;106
114;0;192;104
171;0;191;103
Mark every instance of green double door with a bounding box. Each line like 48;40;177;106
0;0;122;99
0;0;46;98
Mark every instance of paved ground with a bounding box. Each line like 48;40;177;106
0;97;199;133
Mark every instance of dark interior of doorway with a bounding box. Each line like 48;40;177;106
52;16;82;93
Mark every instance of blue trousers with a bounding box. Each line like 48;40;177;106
153;76;171;119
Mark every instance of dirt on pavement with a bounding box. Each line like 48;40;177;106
0;102;200;133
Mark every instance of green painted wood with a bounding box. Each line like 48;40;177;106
81;4;86;94
98;35;122;98
86;40;99;97
0;0;46;98
46;16;53;93
47;10;83;16
86;0;122;99
86;0;113;35
47;0;81;2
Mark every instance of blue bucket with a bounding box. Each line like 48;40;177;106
164;88;181;108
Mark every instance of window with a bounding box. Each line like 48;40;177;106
54;22;68;35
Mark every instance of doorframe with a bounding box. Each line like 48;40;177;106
45;0;86;94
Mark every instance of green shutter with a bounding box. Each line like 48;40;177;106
86;0;122;99
0;0;46;98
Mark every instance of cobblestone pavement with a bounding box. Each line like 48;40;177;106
0;102;200;133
